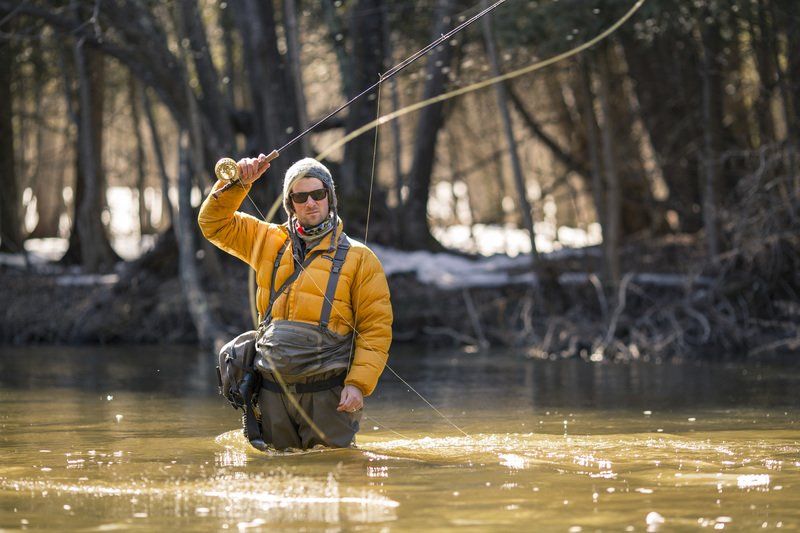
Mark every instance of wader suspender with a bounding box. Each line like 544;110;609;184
319;234;351;328
255;233;353;398
261;232;351;329
268;239;291;309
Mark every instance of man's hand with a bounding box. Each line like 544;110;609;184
337;384;363;413
237;153;271;185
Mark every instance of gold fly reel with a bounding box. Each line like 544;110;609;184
214;157;241;182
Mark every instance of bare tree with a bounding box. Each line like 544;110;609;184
283;0;309;155
400;0;457;250
141;87;174;228
62;30;120;271
482;2;538;263
128;73;152;236
597;47;621;287
177;0;234;162
577;57;608;281
381;5;404;207
232;0;303;207
0;31;23;253
337;0;386;233
178;133;228;350
698;15;722;258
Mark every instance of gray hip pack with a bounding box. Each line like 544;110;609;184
255;320;352;379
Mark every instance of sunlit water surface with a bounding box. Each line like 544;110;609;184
1;345;798;531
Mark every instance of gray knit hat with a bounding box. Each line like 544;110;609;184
283;158;337;216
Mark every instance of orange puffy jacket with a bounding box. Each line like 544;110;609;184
198;180;392;395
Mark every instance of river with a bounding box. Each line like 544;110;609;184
1;345;798;531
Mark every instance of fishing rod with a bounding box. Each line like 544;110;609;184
211;0;508;198
218;0;648;446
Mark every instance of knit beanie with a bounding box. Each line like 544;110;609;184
282;158;337;217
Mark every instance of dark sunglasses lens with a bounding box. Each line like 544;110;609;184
309;189;327;201
291;192;309;203
291;189;327;203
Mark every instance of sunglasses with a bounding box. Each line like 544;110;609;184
289;188;328;204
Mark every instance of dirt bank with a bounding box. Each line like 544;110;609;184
2;233;798;361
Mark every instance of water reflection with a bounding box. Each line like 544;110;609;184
3;472;398;526
1;344;799;530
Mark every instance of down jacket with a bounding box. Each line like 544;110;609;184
198;180;392;396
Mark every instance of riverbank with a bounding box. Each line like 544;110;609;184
1;232;798;361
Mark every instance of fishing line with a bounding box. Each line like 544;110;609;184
231;0;512;441
315;0;647;161
346;75;384;373
234;0;647;444
363;413;412;440
243;0;648;263
271;0;508;157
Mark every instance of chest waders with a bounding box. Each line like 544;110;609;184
216;233;351;451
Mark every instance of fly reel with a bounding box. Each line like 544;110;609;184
214;157;240;183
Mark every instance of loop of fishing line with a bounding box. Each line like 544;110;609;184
315;0;646;161
234;0;647;443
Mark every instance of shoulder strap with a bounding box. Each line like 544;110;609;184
319;232;351;329
268;239;290;304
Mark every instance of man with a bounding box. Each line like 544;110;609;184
198;154;392;449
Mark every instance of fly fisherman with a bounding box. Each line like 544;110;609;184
198;154;392;450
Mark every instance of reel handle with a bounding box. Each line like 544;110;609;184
212;150;279;199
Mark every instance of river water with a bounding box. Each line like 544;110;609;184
1;345;798;531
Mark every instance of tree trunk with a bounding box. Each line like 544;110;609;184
283;0;309;155
619;28;704;232
400;0;456;250
787;1;800;144
748;0;776;144
63;38;119;271
26;40;64;239
578;57;608;282
170;4;229;349
141;87;174;228
27;129;66;239
232;0;302;208
382;5;404;208
481;2;538;263
339;0;386;233
0;31;23;252
218;3;237;108
597;48;621;287
177;0;233;161
322;0;353;99
772;0;798;185
699;16;722;258
129;73;152;236
178;133;228;350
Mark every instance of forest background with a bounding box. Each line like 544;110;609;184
0;0;798;361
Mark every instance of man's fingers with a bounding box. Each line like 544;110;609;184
235;156;271;184
336;389;362;412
